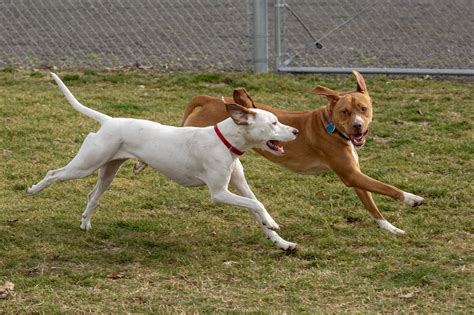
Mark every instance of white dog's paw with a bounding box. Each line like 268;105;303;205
80;219;92;231
279;241;297;251
403;192;424;207
269;235;297;251
375;219;406;235
261;215;280;231
26;186;37;196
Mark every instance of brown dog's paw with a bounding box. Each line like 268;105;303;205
403;192;424;207
133;161;147;174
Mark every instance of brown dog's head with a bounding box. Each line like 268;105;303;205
313;70;373;147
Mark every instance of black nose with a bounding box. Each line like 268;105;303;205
293;128;299;136
352;122;362;130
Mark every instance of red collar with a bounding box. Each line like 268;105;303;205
214;125;245;156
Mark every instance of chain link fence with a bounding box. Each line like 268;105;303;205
0;0;253;71
0;0;473;74
275;0;474;74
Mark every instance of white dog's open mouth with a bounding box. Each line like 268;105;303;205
350;130;368;147
266;140;284;155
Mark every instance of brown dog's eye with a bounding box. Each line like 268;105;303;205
360;107;367;113
341;110;349;116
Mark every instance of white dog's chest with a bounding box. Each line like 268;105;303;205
151;166;205;187
169;176;205;187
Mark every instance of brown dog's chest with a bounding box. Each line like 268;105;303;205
291;159;330;175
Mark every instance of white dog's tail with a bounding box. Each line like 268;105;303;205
50;72;110;124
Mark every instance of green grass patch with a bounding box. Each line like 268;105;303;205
0;70;472;312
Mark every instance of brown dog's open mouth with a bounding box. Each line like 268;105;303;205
350;130;368;147
266;140;284;155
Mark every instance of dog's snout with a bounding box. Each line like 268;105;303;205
292;128;299;136
352;122;362;130
352;116;364;132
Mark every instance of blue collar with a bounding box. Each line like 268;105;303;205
322;109;350;141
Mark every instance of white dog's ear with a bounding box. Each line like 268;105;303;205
233;88;257;108
222;96;255;125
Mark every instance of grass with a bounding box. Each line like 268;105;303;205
0;69;473;312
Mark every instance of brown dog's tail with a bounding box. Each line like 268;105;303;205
180;96;205;126
181;89;256;127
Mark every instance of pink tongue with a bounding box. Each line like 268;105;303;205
351;135;364;145
269;141;284;153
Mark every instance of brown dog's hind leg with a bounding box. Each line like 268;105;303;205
133;161;147;174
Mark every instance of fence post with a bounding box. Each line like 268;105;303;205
274;0;283;70
253;0;268;73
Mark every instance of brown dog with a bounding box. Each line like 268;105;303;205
135;71;424;235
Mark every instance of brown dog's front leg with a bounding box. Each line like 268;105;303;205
354;188;384;219
354;187;407;235
329;151;423;207
339;169;405;201
336;166;424;209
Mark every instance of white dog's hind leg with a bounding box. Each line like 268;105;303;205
229;160;296;250
27;166;67;195
27;163;96;195
27;132;120;195
80;159;125;231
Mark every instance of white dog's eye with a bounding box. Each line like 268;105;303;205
272;121;277;125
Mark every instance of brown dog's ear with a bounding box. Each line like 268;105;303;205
222;97;256;125
352;70;368;94
233;88;257;108
313;86;340;104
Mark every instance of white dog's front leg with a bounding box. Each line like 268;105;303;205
213;189;296;250
260;227;297;251
229;160;296;250
211;189;280;230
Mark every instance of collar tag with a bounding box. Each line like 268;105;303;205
325;123;336;133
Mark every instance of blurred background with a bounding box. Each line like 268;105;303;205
1;0;472;74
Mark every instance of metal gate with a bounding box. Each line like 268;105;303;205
273;0;474;75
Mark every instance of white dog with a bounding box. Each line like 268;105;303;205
27;73;299;250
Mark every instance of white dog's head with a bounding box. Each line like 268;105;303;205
222;90;298;156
